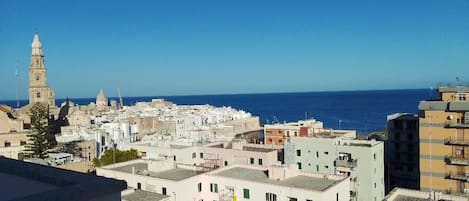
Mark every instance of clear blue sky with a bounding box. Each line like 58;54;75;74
0;0;468;99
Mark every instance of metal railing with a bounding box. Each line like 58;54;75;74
444;137;469;146
445;171;469;182
334;158;357;168
445;154;469;166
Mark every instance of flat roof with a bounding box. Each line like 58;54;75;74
438;85;469;93
0;156;126;201
392;195;427;201
112;163;198;181
215;167;338;191
0;172;58;200
122;190;169;201
242;146;276;153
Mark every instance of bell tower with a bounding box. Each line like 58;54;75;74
29;32;55;106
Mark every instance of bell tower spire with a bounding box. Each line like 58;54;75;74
28;32;55;106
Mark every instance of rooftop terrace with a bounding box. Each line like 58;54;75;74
112;162;198;181
122;189;169;201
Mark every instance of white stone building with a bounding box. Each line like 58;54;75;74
285;135;385;201
97;159;351;201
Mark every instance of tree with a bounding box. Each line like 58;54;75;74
24;103;51;159
92;149;138;167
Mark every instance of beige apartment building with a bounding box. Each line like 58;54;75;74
418;85;469;195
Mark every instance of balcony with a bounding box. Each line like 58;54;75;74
445;154;469;166
445;123;469;128
445;172;469;182
335;158;357;170
444;137;469;146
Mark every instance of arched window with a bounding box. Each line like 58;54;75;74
36;75;40;81
36;92;41;98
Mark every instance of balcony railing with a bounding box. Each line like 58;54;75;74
334;158;357;168
445;172;469;182
445;154;469;166
444;137;469;146
445;122;469;128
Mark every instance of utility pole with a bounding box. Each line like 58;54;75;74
15;61;19;108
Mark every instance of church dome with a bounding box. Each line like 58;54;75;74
96;89;108;107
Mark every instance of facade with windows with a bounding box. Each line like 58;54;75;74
285;136;385;201
97;159;350;201
0;131;28;159
123;139;280;169
385;113;419;192
264;119;324;145
418;85;469;195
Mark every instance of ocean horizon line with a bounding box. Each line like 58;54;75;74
1;87;429;103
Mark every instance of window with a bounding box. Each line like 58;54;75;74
373;153;376;160
266;192;277;201
258;158;263;165
173;156;176;161
316;151;319;158
459;93;466;101
316;165;319;172
296;149;301;156
198;182;202;192
243;188;250;199
336;193;339;201
137;182;141;190
374;182;376;188
307;200;313;201
324;152;328;155
192;152;196;159
297;162;302;170
162;187;167;195
210;183;218;193
4;141;11;147
200;152;204;158
288;197;297;201
325;165;329;169
36;75;40;81
250;157;254;164
36;92;41;98
224;161;228;166
20;140;26;146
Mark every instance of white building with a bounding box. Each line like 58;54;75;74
285;136;385;201
97;159;351;201
122;139;281;169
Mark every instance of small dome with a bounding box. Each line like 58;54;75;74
96;89;108;106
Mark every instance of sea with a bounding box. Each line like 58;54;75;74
0;89;434;135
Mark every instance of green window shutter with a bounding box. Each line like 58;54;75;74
258;158;263;165
243;188;250;199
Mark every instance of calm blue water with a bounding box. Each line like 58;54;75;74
0;89;433;135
